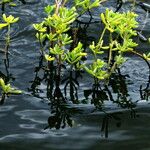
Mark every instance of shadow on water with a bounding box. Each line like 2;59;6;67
26;1;150;135
27;51;149;138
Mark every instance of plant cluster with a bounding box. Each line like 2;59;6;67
0;0;149;138
0;78;22;104
0;0;149;107
0;2;22;104
32;0;150;108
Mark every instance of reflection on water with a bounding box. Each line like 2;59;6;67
0;0;150;150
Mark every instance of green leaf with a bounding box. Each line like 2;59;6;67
89;0;101;9
35;33;46;42
47;33;57;41
9;2;17;7
33;22;46;32
44;5;55;14
65;42;87;64
45;54;55;61
143;53;150;61
3;14;19;24
115;55;127;65
9;89;22;95
0;23;8;29
0;78;22;95
0;78;5;90
59;34;73;45
50;44;64;55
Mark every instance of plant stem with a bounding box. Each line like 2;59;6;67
130;50;150;82
55;0;62;14
5;24;10;60
0;93;6;105
131;50;150;70
39;33;44;55
98;27;106;45
4;24;10;76
62;0;67;7
108;32;113;68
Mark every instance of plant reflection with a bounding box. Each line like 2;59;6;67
0;72;21;105
115;0;150;12
140;76;150;101
29;55;146;138
101;112;122;138
44;104;77;130
29;53;81;104
0;58;16;105
28;1;150;138
84;69;137;110
63;69;80;103
29;11;96;103
28;55;45;98
100;109;139;138
0;71;8;104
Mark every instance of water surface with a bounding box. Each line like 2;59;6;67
0;1;150;150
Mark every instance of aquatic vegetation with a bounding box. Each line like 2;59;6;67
0;0;149;141
32;0;150;107
0;13;20;105
86;9;139;81
32;0;105;103
0;0;148;107
0;78;22;105
0;0;23;76
0;13;19;77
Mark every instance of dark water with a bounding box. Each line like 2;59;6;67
0;0;150;150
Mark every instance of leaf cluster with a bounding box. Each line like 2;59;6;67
0;78;22;95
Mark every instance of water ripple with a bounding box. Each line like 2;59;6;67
0;106;16;112
15;109;49;124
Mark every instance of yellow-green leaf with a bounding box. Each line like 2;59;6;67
0;23;8;29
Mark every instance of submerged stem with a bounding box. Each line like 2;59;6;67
108;32;113;68
4;24;11;75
